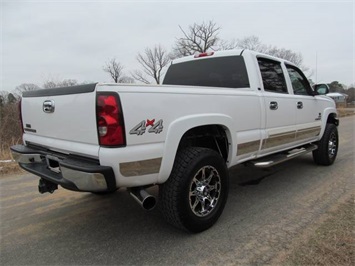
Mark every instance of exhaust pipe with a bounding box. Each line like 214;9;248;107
129;187;156;211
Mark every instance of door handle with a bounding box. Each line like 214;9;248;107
297;101;303;109
270;101;278;110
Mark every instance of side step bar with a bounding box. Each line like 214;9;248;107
250;144;318;168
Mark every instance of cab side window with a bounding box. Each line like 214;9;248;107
257;58;288;93
286;65;313;96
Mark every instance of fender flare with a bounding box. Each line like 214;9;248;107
157;114;235;183
319;107;338;138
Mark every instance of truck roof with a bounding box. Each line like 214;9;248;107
171;49;296;67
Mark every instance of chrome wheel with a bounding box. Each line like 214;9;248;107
160;147;229;232
189;166;221;217
328;132;337;158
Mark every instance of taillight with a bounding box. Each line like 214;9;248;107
194;51;214;58
96;93;126;147
18;98;24;133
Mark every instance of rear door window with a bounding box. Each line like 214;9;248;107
257;58;288;93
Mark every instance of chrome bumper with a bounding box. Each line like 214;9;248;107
11;145;116;192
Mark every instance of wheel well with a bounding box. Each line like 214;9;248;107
327;113;339;126
177;125;229;162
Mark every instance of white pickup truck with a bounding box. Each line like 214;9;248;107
11;49;338;232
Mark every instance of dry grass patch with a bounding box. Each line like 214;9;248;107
0;140;23;176
338;108;355;117
285;197;354;266
0;161;23;175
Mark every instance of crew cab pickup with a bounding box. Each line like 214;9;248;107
11;49;339;232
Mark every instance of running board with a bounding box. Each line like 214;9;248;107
250;144;318;168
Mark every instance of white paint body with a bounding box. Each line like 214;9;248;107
21;50;336;187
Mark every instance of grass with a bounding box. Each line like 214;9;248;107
0;161;23;175
284;197;355;266
338;108;355;117
0;139;23;176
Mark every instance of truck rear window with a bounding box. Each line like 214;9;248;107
163;56;250;89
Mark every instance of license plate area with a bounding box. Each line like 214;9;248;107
46;155;61;173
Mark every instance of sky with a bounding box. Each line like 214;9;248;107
1;0;354;92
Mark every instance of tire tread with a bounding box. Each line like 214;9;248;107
313;123;338;166
159;147;228;232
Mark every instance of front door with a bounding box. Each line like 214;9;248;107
285;64;322;143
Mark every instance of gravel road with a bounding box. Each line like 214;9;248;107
1;116;353;265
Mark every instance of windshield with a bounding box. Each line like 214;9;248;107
163;56;250;89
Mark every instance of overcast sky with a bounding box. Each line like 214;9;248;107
1;0;354;91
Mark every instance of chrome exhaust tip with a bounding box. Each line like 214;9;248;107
129;187;156;211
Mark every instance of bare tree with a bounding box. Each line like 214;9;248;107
131;70;151;84
7;93;17;104
267;46;303;65
118;76;135;84
218;39;238;50
236;35;308;72
267;46;310;73
43;81;58;89
0;91;23;150
15;83;40;95
235;35;266;52
103;58;124;83
43;79;78;89
0;91;9;107
172;21;221;58
132;44;171;84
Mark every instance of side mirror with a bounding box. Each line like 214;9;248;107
313;84;329;95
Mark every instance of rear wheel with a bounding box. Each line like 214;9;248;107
313;123;338;165
159;147;229;233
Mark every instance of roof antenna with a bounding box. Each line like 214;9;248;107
316;51;318;84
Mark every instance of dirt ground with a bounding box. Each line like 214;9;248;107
1;116;354;265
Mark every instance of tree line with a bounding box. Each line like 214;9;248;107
104;21;309;85
1;20;353;158
1;20;354;104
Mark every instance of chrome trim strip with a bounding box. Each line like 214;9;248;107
262;131;296;149
120;158;162;177
237;140;260;155
295;126;321;140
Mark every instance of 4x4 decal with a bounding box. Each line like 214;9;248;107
129;119;163;135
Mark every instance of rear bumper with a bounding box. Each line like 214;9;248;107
10;144;116;192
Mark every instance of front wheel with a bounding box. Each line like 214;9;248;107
159;147;229;233
313;123;339;166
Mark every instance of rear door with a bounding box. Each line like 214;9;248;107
257;57;296;154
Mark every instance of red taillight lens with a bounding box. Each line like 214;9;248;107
96;93;126;146
18;98;24;133
194;51;214;58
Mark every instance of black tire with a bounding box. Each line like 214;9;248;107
313;123;338;166
159;147;229;233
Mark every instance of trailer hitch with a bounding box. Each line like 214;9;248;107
38;178;58;194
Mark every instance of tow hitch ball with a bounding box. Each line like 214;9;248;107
38;178;58;194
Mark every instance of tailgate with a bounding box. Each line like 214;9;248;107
21;84;99;151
